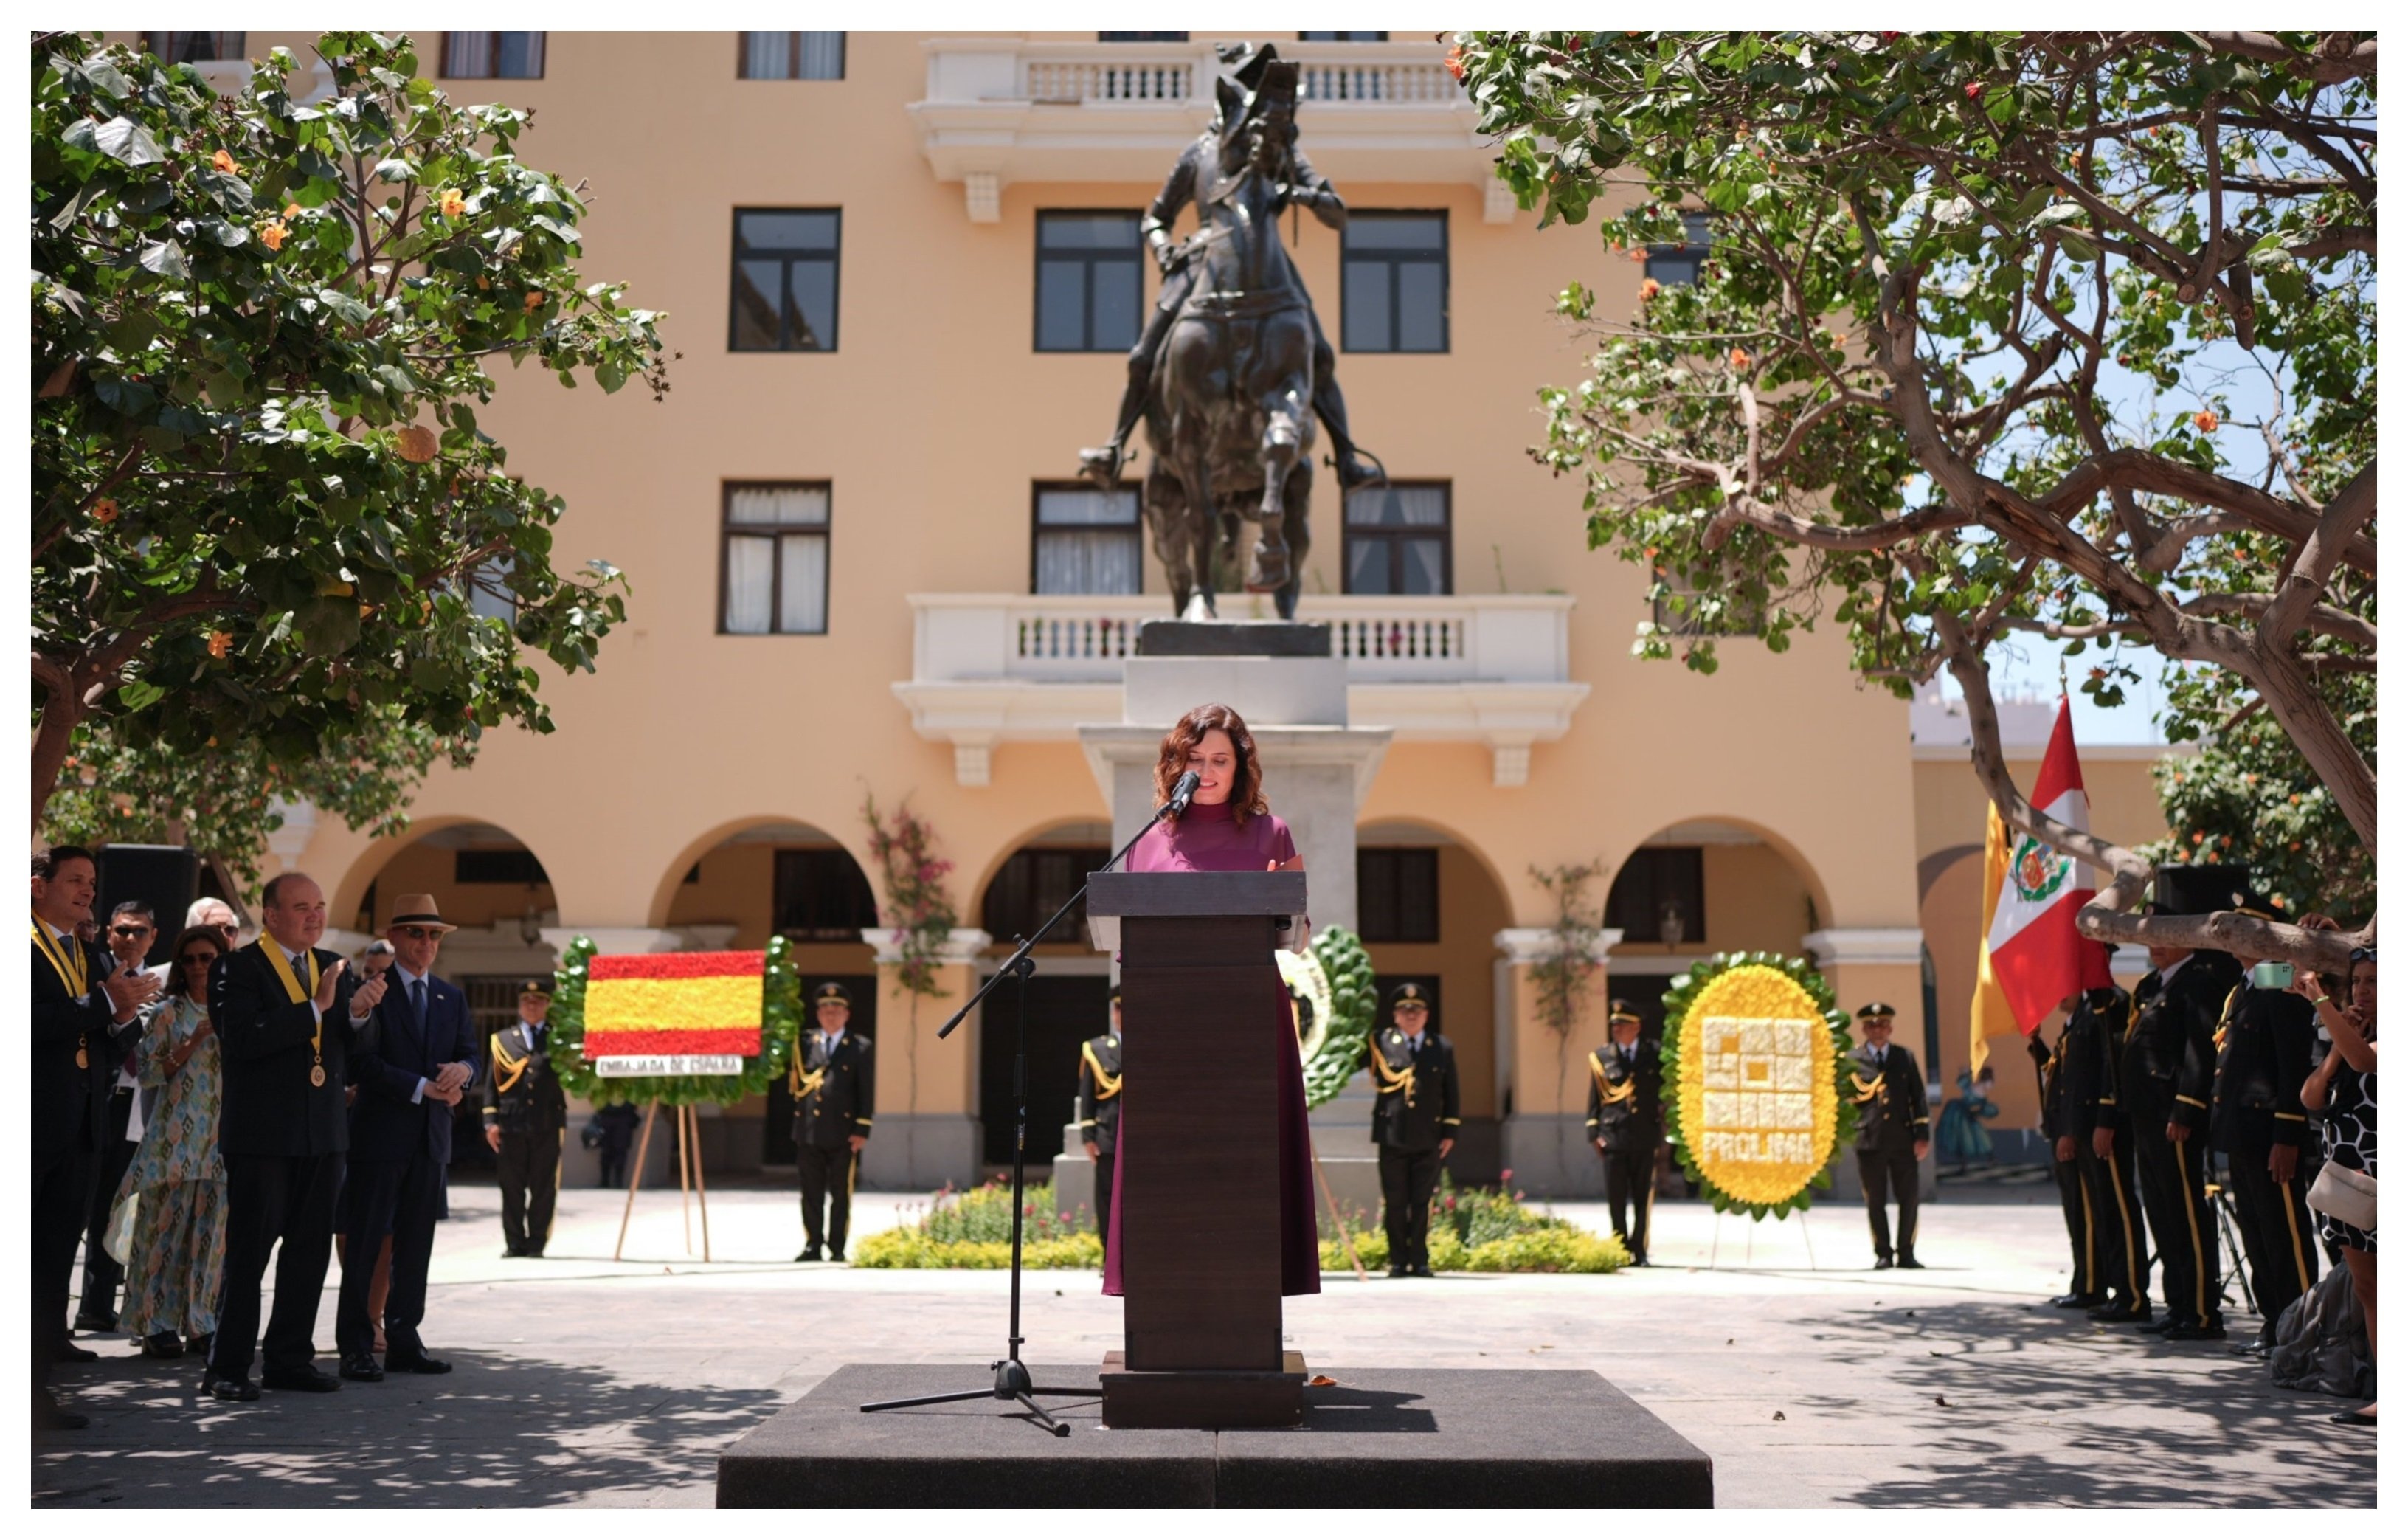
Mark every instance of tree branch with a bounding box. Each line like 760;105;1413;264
2262;460;2377;644
2199;30;2376;83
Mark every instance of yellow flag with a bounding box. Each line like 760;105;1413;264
1968;804;2020;1077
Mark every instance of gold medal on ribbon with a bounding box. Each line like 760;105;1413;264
311;1063;327;1088
257;942;328;1088
76;1043;90;1069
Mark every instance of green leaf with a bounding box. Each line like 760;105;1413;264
136;239;188;278
90;115;165;167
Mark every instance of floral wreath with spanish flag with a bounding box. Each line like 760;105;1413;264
546;935;804;1106
1658;951;1860;1220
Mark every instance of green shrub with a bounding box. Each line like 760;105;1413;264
853;1229;1104;1270
917;1178;1096;1245
1319;1176;1627;1274
1464;1226;1630;1274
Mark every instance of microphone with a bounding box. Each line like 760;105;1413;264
1162;770;1202;819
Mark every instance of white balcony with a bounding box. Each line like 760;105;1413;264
893;593;1589;788
909;37;1508;224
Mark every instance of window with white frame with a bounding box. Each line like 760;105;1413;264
443;32;545;80
1032;485;1141;595
740;32;845;80
722;483;830;635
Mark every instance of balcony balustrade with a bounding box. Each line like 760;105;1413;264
895;593;1588;787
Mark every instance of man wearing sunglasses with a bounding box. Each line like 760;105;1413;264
337;897;478;1381
70;902;159;1342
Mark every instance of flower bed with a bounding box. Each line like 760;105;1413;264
851;1178;1102;1270
1319;1173;1630;1274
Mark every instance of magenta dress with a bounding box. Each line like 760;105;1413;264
1102;798;1323;1297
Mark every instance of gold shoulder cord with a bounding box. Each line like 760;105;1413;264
1368;1039;1418;1106
789;1046;826;1100
491;1031;529;1094
257;942;326;1086
1081;1041;1123;1100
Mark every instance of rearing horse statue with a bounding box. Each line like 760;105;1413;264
1144;62;1318;620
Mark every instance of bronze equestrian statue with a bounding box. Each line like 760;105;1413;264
1079;44;1382;620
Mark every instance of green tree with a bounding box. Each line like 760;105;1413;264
1457;30;2374;967
31;32;670;843
40;709;463;890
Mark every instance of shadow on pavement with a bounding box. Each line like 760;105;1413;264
1775;1299;2376;1507
32;1345;782;1507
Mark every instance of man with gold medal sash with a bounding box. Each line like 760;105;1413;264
204;872;385;1401
31;846;158;1430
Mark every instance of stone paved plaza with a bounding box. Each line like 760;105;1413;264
32;1178;2376;1508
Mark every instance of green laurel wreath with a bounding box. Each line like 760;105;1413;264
1656;950;1860;1220
1298;924;1377;1109
548;934;804;1108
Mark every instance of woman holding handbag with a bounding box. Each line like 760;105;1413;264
2297;941;2376;1429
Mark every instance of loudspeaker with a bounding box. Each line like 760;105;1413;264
97;844;200;966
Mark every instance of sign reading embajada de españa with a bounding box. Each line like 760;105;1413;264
582;950;765;1077
1664;956;1854;1218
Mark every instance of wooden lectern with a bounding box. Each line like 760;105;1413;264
1087;869;1309;1429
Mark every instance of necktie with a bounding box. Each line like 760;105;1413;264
412;977;427;1028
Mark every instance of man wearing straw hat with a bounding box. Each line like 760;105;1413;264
337;894;477;1380
485;977;569;1258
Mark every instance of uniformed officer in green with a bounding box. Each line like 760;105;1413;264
792;981;874;1262
1585;999;1663;1266
482;979;568;1258
2212;928;2322;1354
1366;981;1459;1277
1075;987;1124;1246
1849;1003;1929;1268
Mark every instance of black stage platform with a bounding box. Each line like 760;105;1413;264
716;1363;1714;1508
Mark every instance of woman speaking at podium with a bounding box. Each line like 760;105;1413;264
1102;703;1322;1299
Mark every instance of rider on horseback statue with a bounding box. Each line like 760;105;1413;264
1079;42;1384;494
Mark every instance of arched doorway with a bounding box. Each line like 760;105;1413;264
651;819;882;1171
332;819;562;1173
1355;818;1515;1184
972;821;1114;1170
1605;816;1830;1033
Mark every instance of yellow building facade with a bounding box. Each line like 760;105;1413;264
148;31;2172;1193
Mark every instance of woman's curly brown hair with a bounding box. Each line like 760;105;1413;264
1155;702;1269;825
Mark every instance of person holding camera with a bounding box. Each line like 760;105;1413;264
2212;933;2322;1356
2296;936;2376;1428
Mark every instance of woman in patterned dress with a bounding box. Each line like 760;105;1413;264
2299;945;2376;1428
110;925;230;1358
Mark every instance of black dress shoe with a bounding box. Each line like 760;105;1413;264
1388;1264;1411;1279
260;1365;342;1392
2049;1292;2106;1309
2228;1340;2269;1359
1896;1256;1926;1270
203;1375;260;1402
1874;1256;1895;1271
2164;1320;2228;1342
72;1312;117;1335
2089;1300;2152;1324
386;1353;452;1375
2330;1410;2377;1427
52;1339;99;1364
184;1333;211;1358
2136;1316;2179;1333
35;1398;90;1431
1413;1263;1436;1278
139;1332;184;1359
798;1246;823;1263
339;1355;384;1382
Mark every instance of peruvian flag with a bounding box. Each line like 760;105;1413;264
1983;697;2114;1030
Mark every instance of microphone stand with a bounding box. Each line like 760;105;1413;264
858;784;1193;1436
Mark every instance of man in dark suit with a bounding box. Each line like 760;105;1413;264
205;871;385;1401
31;847;158;1429
1367;981;1460;1278
72;900;159;1342
1585;998;1664;1266
793;981;875;1261
2035;1017;2103;1308
484;978;569;1257
2060;981;2149;1320
336;895;478;1380
2125;917;2242;1339
1075;987;1124;1247
1849;1003;1930;1269
2214;935;2322;1355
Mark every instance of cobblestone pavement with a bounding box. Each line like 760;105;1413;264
32;1178;2377;1508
